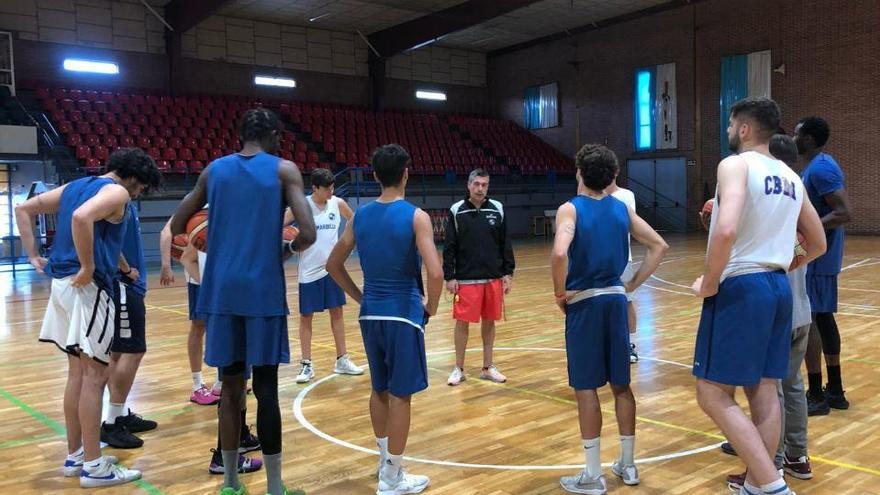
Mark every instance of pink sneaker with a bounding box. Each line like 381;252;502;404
210;382;222;397
480;365;507;383
191;386;219;405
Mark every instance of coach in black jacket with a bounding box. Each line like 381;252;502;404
443;169;515;386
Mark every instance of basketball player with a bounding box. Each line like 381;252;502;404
14;148;160;487
171;108;316;495
327;144;443;495
605;173;639;363
795;117;853;415
725;133;816;489
553;144;668;494
159;216;219;405
100;201;159;449
691;98;825;495
159;219;263;475
290;167;363;383
444;168;514;386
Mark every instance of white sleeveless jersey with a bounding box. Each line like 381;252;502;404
610;187;636;262
710;151;804;280
298;195;343;284
184;251;207;285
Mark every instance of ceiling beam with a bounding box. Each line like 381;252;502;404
164;0;236;33
367;0;542;59
488;0;708;58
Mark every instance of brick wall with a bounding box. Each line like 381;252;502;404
489;0;880;233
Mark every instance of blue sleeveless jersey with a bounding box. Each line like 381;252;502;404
118;202;147;295
46;176;128;292
353;199;425;329
197;152;288;317
565;195;630;291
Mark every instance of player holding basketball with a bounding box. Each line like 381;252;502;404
328;144;443;495
552;144;668;494
692;98;825;495
14;148;160;487
795;116;853;415
444;168;514;386
291;167;363;383
605;173;639;363
171;108;315;495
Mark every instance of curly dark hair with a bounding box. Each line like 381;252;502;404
575;144;618;191
769;134;798;166
238;108;281;144
797;116;830;148
371;144;410;187
105;147;162;193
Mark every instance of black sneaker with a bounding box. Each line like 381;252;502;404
806;390;830;416
239;424;261;453
720;442;737;456
116;410;158;433
826;389;850;410
100;421;144;449
629;343;638;364
208;448;263;474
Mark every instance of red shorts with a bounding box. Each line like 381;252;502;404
453;279;504;323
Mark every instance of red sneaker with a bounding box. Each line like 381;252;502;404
783;454;813;480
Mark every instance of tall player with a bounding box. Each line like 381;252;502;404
14;148;160;487
795;117;853;415
605;172;639;363
552;144;668;494
291;167;363;383
171;108;316;495
327;144;443;495
691;98;825;495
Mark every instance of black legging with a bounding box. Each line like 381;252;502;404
815;312;840;355
251;364;281;455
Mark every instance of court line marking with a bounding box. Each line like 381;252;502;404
842;258;873;271
293;347;723;470
0;386;166;494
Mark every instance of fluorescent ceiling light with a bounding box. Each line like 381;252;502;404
416;90;446;101
408;35;445;51
309;12;330;22
63;59;119;74
254;76;296;88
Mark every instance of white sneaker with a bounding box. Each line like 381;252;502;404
560;470;606;494
447;366;466;386
611;460;639;485
296;361;315;383
377;466;430;495
334;354;365;375
80;458;142;488
63;454;118;477
480;364;507;383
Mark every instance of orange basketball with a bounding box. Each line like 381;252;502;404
170;233;189;260
186;209;209;252
789;231;808;271
282;225;300;253
699;198;714;231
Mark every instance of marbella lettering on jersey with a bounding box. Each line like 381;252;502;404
764;175;797;200
316;223;336;230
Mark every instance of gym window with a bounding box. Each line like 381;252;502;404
634;68;654;151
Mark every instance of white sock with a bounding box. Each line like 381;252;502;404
742;480;761;495
376;437;389;457
619;435;635;465
582;437;602;478
107;402;125;424
67;446;84;460
192;371;203;391
761;478;790;494
386;453;403;478
83;457;104;470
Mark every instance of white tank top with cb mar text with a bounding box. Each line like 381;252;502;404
710;151;804;281
298;195;343;284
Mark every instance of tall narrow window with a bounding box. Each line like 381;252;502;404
635;69;654;151
524;82;558;129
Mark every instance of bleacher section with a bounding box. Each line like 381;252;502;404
33;86;573;178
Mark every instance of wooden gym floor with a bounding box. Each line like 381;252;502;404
1;234;879;494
